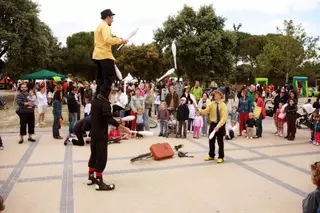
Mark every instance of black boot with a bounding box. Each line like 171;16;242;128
87;173;96;186
95;177;115;191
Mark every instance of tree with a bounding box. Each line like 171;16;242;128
116;43;167;81
153;5;236;86
256;20;319;82
1;0;62;79
65;32;95;79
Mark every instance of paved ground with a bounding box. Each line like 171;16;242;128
0;117;319;213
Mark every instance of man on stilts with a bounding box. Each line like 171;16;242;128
88;9;129;191
198;89;228;163
92;9;127;99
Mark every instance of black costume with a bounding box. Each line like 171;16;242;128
88;94;119;191
71;116;91;146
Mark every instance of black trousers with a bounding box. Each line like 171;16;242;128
177;121;187;137
77;104;80;121
286;113;296;138
208;122;225;159
19;113;35;136
72;132;85;146
88;140;108;173
94;59;116;95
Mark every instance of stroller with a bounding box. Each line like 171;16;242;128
296;104;315;129
168;119;177;135
264;100;274;117
0;96;8;110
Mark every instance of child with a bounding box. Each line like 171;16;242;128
154;91;160;115
108;126;124;143
27;90;37;108
157;102;169;137
276;102;285;137
188;99;196;133
230;106;239;128
193;111;203;139
285;99;298;141
168;114;177;135
302;161;320;212
0;136;3;150
310;111;318;144
176;97;189;138
84;98;91;117
136;107;144;139
313;115;320;146
246;112;255;139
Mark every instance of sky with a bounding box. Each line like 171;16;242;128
33;0;320;45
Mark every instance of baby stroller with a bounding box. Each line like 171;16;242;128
0;96;8;110
264;100;274;117
168;119;177;135
296;104;314;129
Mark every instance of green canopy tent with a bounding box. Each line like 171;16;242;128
19;69;66;80
14;70;66;106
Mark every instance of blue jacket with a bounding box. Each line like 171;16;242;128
238;97;251;113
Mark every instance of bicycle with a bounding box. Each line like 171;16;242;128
130;144;184;162
149;117;158;129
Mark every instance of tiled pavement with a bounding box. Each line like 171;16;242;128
0;118;319;213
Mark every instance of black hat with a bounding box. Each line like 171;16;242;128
101;9;115;19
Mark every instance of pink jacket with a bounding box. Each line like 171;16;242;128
193;115;203;128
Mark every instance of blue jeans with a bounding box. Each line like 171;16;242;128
154;104;159;115
160;121;168;136
201;115;208;135
69;113;77;134
53;115;60;137
255;114;263;137
119;110;125;118
144;109;150;131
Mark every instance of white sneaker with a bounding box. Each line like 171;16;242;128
246;136;249;139
274;133;279;136
40;122;46;125
0;146;3;150
250;137;253;139
36;123;39;127
313;141;317;145
316;143;320;146
279;134;283;137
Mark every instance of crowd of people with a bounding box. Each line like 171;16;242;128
0;8;319;212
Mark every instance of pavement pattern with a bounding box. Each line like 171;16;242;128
0;117;319;213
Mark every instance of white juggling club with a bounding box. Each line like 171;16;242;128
117;28;139;51
157;68;175;82
171;40;177;69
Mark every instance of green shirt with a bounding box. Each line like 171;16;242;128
191;87;203;101
247;90;254;111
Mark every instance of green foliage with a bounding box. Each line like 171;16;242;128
116;43;167;81
1;0;63;79
65;32;95;79
154;5;236;86
256;20;319;82
1;2;319;85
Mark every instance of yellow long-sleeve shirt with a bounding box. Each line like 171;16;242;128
200;100;228;129
92;21;122;60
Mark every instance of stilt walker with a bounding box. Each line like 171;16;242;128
88;9;130;191
92;9;128;99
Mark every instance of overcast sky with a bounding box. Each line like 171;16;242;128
34;0;320;45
